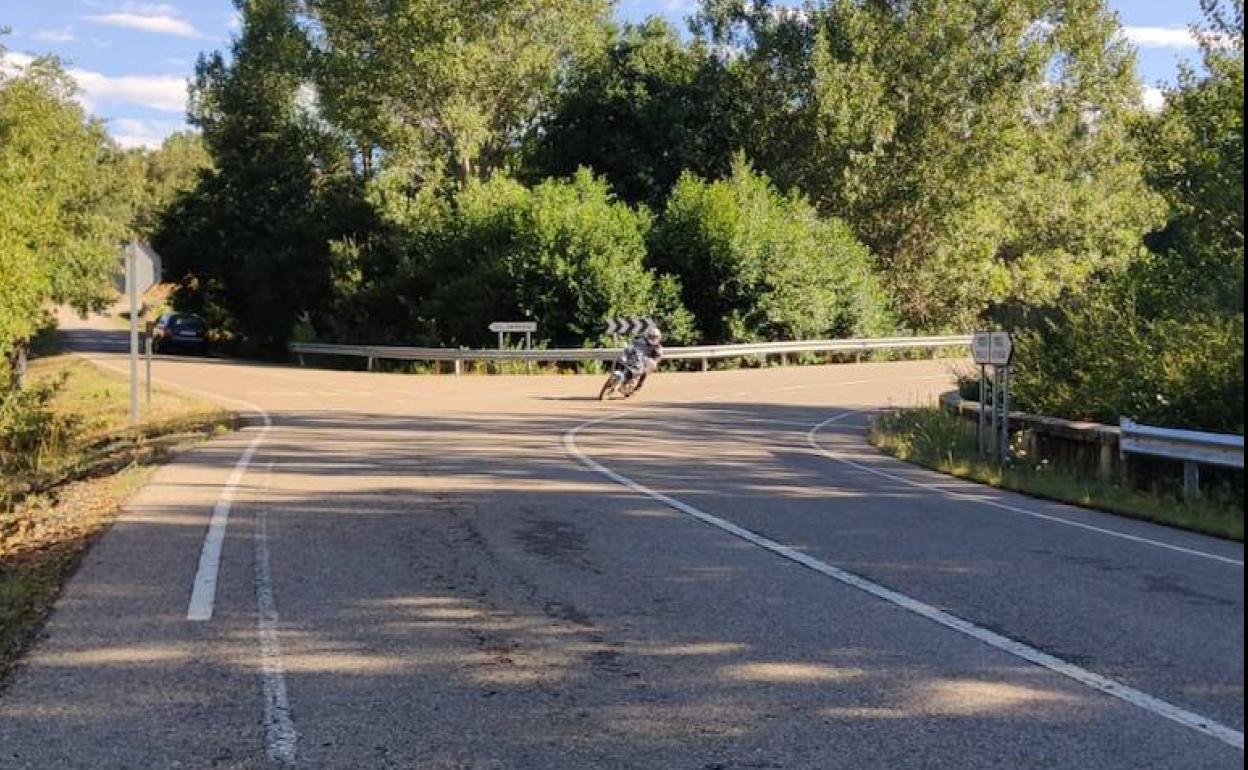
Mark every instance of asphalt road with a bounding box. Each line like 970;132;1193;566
0;314;1242;769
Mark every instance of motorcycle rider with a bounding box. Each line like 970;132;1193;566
629;326;663;392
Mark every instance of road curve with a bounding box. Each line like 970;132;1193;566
1;315;1242;769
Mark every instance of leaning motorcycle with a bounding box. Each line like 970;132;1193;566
598;347;647;400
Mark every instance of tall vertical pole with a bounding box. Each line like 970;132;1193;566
977;364;987;456
145;328;152;406
990;366;998;461
127;248;139;426
998;365;1011;464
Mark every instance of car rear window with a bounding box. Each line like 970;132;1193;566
171;316;206;331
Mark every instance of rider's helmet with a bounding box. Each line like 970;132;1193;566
645;326;662;345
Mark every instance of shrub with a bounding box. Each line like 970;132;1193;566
426;169;694;347
0;376;77;481
649;155;895;344
1011;289;1244;434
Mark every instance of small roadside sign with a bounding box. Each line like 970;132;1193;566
971;332;991;364
989;331;1013;365
114;242;162;296
972;331;1013;366
488;321;537;333
118;242;162;426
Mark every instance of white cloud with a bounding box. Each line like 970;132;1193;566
1;51;36;76
69;67;189;112
1141;85;1167;113
1121;26;1198;49
1;50;190;148
110;118;185;149
2;50;186;113
32;26;76;44
84;4;202;39
227;10;243;31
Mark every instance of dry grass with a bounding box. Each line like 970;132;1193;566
868;407;1243;542
1;354;235;683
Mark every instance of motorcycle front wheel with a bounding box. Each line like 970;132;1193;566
598;373;619;401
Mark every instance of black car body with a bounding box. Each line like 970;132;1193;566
151;312;209;355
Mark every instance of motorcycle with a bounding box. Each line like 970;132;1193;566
598;346;650;400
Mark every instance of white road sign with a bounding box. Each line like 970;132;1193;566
972;331;1013;365
488;321;537;333
118;241;162;295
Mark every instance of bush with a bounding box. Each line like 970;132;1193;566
649;155;895;344
424;169;694;347
1011;288;1244;434
0;377;76;481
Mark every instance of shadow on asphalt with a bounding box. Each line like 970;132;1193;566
3;395;1242;767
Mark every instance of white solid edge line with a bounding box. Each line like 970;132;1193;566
256;462;297;764
564;411;1244;751
76;354;276;620
807;413;1244;568
184;393;272;621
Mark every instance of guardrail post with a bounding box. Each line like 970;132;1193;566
701;358;709;372
1098;443;1115;480
454;358;462;376
1183;462;1200;499
366;356;375;372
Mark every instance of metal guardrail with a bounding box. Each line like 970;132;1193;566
943;393;1245;497
1120;418;1245;498
290;335;973;373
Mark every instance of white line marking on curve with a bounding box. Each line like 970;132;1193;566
185;397;272;621
72;353;277;618
565;410;1244;751
807;413;1244;568
256;462;297;764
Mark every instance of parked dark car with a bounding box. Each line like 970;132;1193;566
151;312;209;355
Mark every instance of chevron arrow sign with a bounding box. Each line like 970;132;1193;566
605;317;656;336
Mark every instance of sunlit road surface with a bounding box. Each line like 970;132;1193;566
1;312;1242;769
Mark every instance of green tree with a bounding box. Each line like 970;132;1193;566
0;50;134;386
1013;0;1244;433
1134;0;1244;317
127;132;212;238
650;155;893;344
528;18;739;206
810;0;1163;328
692;0;1164;330
155;0;364;356
309;0;610;186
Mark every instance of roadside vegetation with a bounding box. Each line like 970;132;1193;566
1;1;1242;486
5;3;1242;426
868;407;1244;541
152;0;1167;355
0;348;234;681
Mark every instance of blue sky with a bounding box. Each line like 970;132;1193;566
1;0;1213;149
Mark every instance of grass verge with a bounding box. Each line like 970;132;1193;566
1;353;236;683
867;407;1243;542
